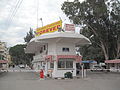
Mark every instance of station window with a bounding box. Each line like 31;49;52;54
58;58;73;69
50;62;54;68
40;47;43;53
58;60;65;68
66;60;73;68
111;63;115;67
62;48;69;52
43;45;46;50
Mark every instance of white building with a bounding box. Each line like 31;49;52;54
0;41;9;70
25;22;90;78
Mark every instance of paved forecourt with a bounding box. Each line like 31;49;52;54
0;72;120;90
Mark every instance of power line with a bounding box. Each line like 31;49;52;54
7;0;21;25
10;0;23;20
6;0;23;28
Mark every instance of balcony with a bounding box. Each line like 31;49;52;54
33;54;46;62
0;49;4;52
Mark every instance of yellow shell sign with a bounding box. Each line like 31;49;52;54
36;20;62;36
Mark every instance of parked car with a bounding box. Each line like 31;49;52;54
19;64;25;68
91;65;104;72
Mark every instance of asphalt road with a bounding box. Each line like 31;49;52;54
0;71;120;90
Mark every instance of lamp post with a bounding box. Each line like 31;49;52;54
40;18;43;27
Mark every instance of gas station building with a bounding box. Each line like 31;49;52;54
25;21;90;78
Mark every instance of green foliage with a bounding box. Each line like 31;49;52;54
24;28;34;43
80;44;104;62
80;27;105;62
0;54;4;60
64;72;73;79
62;0;120;60
9;44;33;65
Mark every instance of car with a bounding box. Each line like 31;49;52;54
19;64;25;68
91;65;104;72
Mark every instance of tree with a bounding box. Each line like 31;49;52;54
9;44;33;65
61;0;120;60
78;27;104;62
24;28;34;43
23;28;35;66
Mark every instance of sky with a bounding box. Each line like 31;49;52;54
0;0;84;47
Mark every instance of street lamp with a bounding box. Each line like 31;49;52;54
40;18;43;27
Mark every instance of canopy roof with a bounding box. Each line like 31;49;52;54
25;32;90;54
81;60;97;63
105;59;120;63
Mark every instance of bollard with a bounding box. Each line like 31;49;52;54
84;69;86;78
81;64;84;78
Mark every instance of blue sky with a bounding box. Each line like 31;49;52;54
0;0;84;47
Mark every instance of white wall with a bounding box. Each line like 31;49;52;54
47;42;76;55
109;64;120;72
56;42;76;55
33;41;78;77
48;42;56;55
33;61;43;71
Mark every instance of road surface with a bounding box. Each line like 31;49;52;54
0;71;120;90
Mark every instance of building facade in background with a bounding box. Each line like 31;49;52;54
0;41;11;70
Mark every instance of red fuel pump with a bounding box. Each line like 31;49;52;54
40;69;44;78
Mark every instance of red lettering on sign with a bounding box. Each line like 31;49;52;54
53;26;56;30
50;28;52;31
46;29;49;32
57;25;61;29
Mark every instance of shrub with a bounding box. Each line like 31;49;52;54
64;72;73;79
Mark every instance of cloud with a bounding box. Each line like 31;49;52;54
0;0;84;47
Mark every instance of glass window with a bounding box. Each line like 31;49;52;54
50;62;54;68
58;60;65;68
62;48;69;52
43;45;46;50
66;61;73;68
40;47;43;53
58;58;73;69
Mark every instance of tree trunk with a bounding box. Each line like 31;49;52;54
100;41;109;60
116;38;120;58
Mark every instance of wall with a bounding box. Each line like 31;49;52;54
33;40;78;77
33;61;43;71
48;42;56;55
109;63;120;72
47;42;76;55
56;42;76;55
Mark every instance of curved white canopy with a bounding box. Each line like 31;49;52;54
25;32;91;53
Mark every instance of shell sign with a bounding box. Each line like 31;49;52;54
36;20;62;36
64;24;75;32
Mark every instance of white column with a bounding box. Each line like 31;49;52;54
81;64;84;78
53;61;57;77
73;61;76;76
